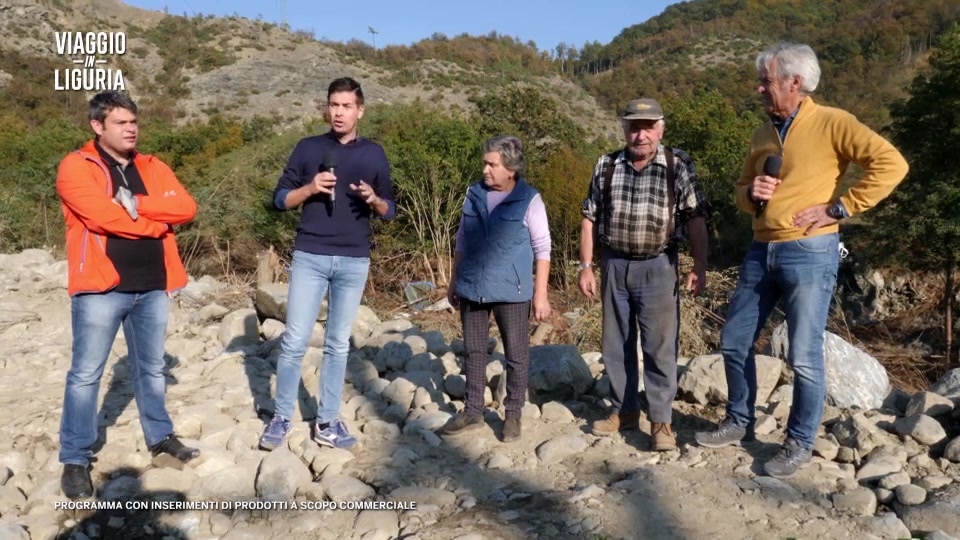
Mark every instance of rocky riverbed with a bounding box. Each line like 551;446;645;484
1;249;959;540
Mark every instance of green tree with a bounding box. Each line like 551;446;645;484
661;89;762;265
575;0;960;129
168;129;304;275
868;26;960;364
472;86;590;175
537;144;594;289
0;117;87;251
372;103;484;286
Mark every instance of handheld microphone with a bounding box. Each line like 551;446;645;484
324;150;339;210
754;155;782;218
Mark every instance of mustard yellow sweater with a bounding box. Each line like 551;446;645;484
736;96;909;242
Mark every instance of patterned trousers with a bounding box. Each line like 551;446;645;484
460;300;531;419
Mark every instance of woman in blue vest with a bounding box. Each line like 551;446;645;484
442;134;552;442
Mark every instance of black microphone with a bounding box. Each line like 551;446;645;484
324;150;339;210
754;155;782;218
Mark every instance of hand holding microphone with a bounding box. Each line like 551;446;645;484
324;150;339;210
753;155;782;218
311;150;339;205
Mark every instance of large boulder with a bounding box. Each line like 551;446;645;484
527;345;593;401
769;323;888;409
256;448;311;500
678;354;783;406
255;282;329;323
218;308;260;348
255;283;289;322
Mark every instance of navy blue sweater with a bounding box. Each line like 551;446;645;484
273;131;396;257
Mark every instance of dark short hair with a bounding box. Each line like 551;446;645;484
327;77;364;105
88;90;138;123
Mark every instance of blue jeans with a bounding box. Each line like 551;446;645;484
720;232;839;449
60;290;174;466
273;251;369;423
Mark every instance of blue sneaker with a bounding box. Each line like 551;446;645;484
259;415;291;450
313;419;357;449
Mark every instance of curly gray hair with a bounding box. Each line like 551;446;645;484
483;134;525;175
756;42;821;93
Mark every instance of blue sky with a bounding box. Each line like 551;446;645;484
123;0;683;52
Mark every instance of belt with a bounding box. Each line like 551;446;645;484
603;247;669;261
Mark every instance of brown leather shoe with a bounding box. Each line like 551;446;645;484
591;411;640;436
651;422;676;451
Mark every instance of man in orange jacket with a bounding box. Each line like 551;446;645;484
56;90;200;499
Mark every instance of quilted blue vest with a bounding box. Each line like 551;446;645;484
454;178;537;304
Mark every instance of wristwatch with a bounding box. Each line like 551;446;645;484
827;201;848;220
577;262;593;271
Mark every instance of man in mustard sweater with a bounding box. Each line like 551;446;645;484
695;42;908;478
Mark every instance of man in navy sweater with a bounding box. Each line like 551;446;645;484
260;77;396;450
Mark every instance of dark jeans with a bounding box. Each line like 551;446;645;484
460;300;531;419
601;250;679;423
720;233;839;448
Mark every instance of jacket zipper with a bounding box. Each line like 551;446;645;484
74;152;114;279
79;230;88;273
773;123;784;153
471;190;488;304
470;184;528;301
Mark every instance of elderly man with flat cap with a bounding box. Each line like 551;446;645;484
578;97;710;451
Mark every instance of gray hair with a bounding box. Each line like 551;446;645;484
483;135;525;175
755;42;821;93
88;90;138;122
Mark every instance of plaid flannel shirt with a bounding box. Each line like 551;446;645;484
581;145;710;256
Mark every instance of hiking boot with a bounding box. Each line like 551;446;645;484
440;414;484;435
694;417;755;448
591;411;640;436
502;418;521;443
763;438;813;478
61;464;93;499
149;434;200;462
651;422;676;451
259;415;292;451
313;419;358;449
